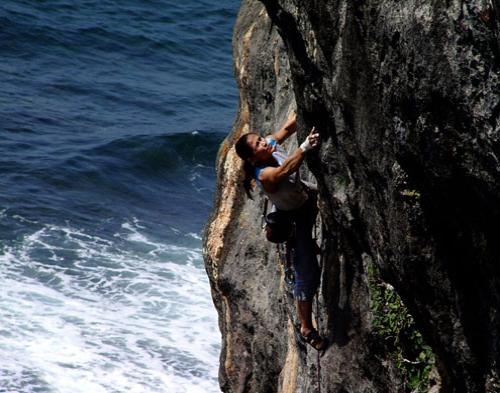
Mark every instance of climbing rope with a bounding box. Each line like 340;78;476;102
314;219;322;393
274;203;324;393
316;294;322;393
276;243;294;288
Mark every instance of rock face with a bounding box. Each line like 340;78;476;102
204;1;500;392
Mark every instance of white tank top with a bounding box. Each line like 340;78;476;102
254;138;308;211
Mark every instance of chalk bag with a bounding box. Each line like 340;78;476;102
265;210;293;243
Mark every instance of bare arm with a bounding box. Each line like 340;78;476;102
272;112;297;144
259;148;305;193
259;127;319;193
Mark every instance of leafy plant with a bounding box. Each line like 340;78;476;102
367;263;436;392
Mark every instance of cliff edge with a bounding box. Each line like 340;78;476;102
204;0;500;392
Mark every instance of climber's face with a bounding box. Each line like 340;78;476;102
246;133;273;163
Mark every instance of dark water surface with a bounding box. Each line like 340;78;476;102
0;1;238;391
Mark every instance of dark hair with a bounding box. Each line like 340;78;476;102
235;133;257;199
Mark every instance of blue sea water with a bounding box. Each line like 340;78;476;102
0;1;239;392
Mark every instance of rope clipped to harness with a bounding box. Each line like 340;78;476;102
279;218;324;393
267;191;324;392
276;243;294;287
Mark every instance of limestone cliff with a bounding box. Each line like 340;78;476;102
204;1;500;392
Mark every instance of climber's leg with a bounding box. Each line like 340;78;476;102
296;299;326;350
291;192;326;350
297;299;314;333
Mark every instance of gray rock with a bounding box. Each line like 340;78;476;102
204;0;500;392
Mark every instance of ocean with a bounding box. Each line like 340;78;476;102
0;1;239;392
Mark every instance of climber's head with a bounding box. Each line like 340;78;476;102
235;132;273;199
235;133;273;165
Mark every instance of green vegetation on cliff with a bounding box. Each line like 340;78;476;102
368;263;436;392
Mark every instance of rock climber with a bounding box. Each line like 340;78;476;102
234;112;326;351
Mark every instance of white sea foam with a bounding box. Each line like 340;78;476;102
0;217;221;393
186;233;202;240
